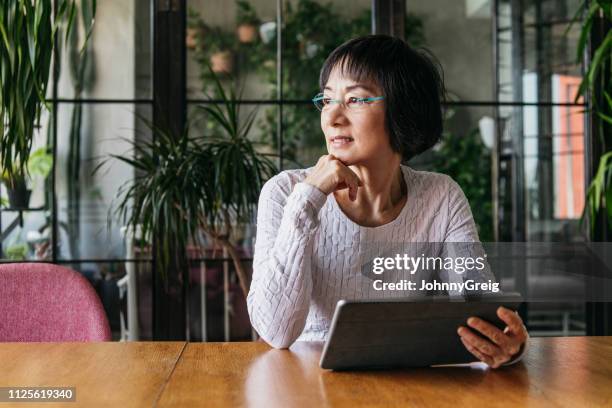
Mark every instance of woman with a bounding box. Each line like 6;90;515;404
247;35;528;368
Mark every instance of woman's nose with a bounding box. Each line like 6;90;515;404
323;104;350;127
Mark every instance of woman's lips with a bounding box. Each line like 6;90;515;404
329;136;354;148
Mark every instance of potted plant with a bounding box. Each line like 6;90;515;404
207;28;235;74
192;67;277;296
2;173;30;210
0;1;94;191
187;8;208;50
1;148;53;209
235;0;260;43
101;67;277;298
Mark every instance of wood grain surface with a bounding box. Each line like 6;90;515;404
158;337;612;408
0;342;185;408
2;337;612;407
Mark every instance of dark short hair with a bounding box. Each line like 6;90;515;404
319;34;446;161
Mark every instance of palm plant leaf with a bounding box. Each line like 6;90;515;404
570;1;612;237
0;0;95;184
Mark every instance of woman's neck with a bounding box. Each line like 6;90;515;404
334;158;406;216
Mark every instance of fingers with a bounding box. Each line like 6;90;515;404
467;317;517;355
497;308;529;357
497;307;527;339
307;154;361;196
457;326;502;357
457;326;510;368
460;337;496;367
332;159;361;201
344;171;360;201
459;309;529;369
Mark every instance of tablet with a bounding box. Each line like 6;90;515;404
319;293;523;370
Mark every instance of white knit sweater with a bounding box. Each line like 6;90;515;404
247;165;526;363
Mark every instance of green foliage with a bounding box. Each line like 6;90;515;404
5;243;27;260
98;119;200;278
236;0;260;26
568;1;612;237
188;8;237;88
426;126;494;242
193;67;278;230
584;151;612;233
24;147;53;179
189;0;425;166
0;0;95;185
99;68;277;281
569;0;611;107
256;2;425;165
1;147;53;185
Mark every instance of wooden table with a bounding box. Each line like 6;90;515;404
1;337;612;407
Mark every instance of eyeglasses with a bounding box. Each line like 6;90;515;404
312;92;384;112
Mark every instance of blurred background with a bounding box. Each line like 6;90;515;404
2;0;610;342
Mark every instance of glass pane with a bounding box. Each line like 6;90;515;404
55;103;152;260
279;104;326;169
497;0;583;103
409;1;492;103
409;105;497;243
54;0;152;100
0;108;52;261
188;101;276;140
1;214;50;261
281;0;374;100
496;104;586;242
186;1;278;100
524;105;586;240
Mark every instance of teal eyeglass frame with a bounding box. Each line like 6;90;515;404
312;93;385;111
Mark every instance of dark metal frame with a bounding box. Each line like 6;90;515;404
372;0;404;38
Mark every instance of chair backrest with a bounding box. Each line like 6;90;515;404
0;263;111;341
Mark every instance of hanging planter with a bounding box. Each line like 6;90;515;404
235;0;260;44
1;148;53;210
210;51;234;74
4;178;31;209
186;27;199;49
259;21;276;44
236;24;258;43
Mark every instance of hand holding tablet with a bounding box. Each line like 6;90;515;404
458;305;528;368
320;293;524;370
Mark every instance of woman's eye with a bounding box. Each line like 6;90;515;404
322;97;332;105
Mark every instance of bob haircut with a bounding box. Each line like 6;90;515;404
319;34;446;162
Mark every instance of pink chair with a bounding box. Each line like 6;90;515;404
0;263;111;342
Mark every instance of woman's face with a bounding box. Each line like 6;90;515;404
320;66;394;166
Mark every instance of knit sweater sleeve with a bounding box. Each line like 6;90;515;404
247;173;327;349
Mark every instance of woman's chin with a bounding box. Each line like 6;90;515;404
328;151;360;166
327;147;349;161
